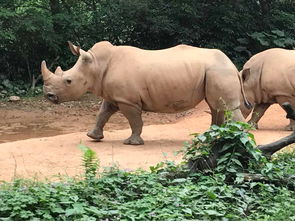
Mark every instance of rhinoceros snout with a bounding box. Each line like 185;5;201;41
46;92;59;104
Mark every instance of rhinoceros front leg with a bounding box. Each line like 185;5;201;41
87;100;119;141
118;103;144;145
248;103;271;129
285;120;295;131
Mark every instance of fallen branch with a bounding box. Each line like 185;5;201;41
258;102;295;157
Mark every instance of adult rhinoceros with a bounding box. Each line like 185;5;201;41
42;41;250;145
240;48;295;130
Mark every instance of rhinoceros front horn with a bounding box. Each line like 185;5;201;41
41;60;53;81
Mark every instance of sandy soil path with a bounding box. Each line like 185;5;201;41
0;101;294;181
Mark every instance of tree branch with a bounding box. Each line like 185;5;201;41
257;102;295;157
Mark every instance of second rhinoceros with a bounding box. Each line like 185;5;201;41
42;41;250;145
240;48;295;130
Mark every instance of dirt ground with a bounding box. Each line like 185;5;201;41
0;94;184;143
0;94;294;181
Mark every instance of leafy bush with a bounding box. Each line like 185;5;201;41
0;153;294;220
183;121;295;186
183;121;262;175
0;79;42;99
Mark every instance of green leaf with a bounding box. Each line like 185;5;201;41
198;134;207;142
206;191;217;200
217;156;230;165
232;159;243;168
284;38;295;46
172;178;187;183
234;46;247;52
182;208;192;215
273;39;286;47
237;38;249;44
204;210;224;216
240;136;249;145
271;30;285;37
220;143;234;152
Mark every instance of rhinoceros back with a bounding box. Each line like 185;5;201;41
101;45;234;113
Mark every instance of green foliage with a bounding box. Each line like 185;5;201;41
1;0;295;90
0;151;294;220
0;139;294;220
78;144;100;180
182;121;295;190
236;30;295;58
0;79;42;99
183;122;266;176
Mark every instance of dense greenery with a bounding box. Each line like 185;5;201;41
1;0;295;97
0;122;295;220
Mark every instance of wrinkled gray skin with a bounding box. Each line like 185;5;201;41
240;48;295;131
42;41;250;145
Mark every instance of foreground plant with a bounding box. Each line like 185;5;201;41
0;150;294;220
183;121;261;173
78;144;100;180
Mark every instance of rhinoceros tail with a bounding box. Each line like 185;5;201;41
238;70;252;110
244;100;253;109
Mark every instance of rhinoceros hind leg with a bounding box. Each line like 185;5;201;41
247;103;271;129
119;103;144;145
211;109;224;126
208;105;217;125
87;100;119;141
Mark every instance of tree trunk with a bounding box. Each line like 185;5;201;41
49;0;62;33
259;0;271;16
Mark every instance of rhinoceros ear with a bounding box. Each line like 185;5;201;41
241;68;251;82
68;41;81;56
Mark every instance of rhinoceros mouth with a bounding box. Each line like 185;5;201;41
46;93;59;104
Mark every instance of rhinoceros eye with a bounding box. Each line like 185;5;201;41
66;79;72;85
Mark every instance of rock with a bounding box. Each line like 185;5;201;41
8;96;21;102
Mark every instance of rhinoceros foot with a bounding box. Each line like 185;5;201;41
124;135;144;145
87;129;104;141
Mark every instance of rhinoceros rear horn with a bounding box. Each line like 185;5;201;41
68;41;80;56
41;60;53;81
80;49;93;63
54;66;63;76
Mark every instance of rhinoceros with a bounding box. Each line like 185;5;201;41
42;41;250;145
240;48;295;130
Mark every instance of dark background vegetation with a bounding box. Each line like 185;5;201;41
0;0;295;97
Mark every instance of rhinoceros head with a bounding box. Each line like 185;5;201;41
42;42;95;104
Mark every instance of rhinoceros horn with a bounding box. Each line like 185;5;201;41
54;66;63;76
41;60;53;81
